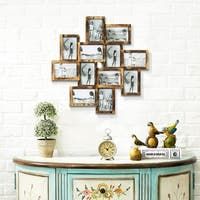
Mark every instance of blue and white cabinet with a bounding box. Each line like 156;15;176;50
13;156;196;200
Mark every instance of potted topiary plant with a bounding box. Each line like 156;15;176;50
34;102;58;157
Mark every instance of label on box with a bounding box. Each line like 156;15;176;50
141;148;181;159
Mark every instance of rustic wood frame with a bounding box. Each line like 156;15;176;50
79;42;105;62
123;49;149;70
86;16;106;44
105;44;123;68
106;24;131;44
96;88;115;114
97;68;123;89
51;60;79;81
60;34;79;61
69;86;96;107
78;62;97;86
121;68;141;96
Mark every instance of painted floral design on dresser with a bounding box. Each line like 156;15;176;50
75;183;131;200
159;173;189;200
18;172;48;200
167;183;187;200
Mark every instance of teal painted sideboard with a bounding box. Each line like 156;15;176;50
13;155;196;200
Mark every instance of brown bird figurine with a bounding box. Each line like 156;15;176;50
132;134;146;148
146;122;161;148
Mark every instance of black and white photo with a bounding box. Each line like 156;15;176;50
79;43;105;62
60;34;79;61
105;45;122;68
51;60;79;81
70;87;96;107
123;50;148;70
96;88;115;114
97;69;122;88
86;16;105;43
106;24;131;44
78;62;97;86
121;69;141;96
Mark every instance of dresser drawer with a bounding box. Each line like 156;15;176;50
68;174;139;200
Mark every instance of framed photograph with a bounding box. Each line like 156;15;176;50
70;86;96;107
79;43;105;62
121;69;141;96
51;60;79;81
123;50;148;70
97;68;122;88
96;88;115;114
86;16;105;43
105;44;123;68
60;34;79;61
106;24;131;44
78;62;97;86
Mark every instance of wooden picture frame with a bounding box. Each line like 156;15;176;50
86;16;105;44
106;24;131;44
123;50;148;70
97;68;122;89
105;44;123;68
121;69;141;96
79;42;105;62
51;60;79;81
70;86;96;107
78;62;97;86
96;88;115;114
60;34;79;61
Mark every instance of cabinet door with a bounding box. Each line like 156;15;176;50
16;165;55;200
68;174;139;200
151;164;194;200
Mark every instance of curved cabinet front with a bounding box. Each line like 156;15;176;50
13;156;196;200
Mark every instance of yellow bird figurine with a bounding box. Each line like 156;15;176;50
146;122;161;148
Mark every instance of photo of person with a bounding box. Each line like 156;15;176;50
51;60;78;81
70;87;96;107
98;69;122;88
80;43;104;62
123;50;148;69
60;34;79;61
106;45;122;67
106;24;131;44
97;88;115;114
79;62;96;86
86;16;105;43
122;69;141;96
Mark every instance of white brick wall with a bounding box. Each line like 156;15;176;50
0;0;200;199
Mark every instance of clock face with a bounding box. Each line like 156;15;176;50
98;141;117;159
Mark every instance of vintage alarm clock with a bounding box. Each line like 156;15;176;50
98;129;117;160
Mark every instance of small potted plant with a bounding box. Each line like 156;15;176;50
34;102;58;157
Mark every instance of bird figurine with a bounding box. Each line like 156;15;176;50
132;134;146;148
162;119;179;135
146;122;161;148
130;134;145;161
162;120;179;148
163;135;176;148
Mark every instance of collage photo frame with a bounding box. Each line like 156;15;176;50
51;16;149;114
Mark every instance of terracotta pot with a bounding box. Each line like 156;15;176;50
129;147;142;161
37;139;56;157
